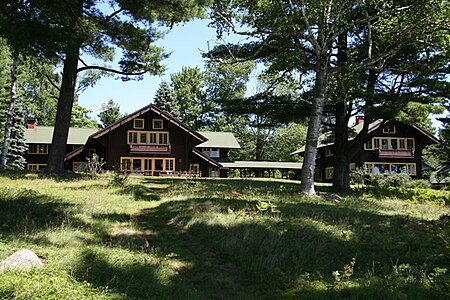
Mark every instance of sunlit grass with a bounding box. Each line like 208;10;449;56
0;171;449;299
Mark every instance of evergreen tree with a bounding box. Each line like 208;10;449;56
154;81;180;119
6;104;27;169
71;103;97;128
170;67;209;130
0;0;210;174
437;108;450;164
98;100;122;128
209;0;447;194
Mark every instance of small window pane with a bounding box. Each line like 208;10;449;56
211;148;220;158
150;133;157;143
407;139;414;149
140;133;147;144
153;119;163;129
134;119;144;129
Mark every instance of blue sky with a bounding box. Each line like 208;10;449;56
78;19;224;116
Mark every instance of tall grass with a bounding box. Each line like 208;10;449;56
0;172;449;299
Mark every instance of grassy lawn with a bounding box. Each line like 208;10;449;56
0;172;449;299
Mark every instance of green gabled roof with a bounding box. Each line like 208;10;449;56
24;126;98;145
291;120;383;155
196;131;241;149
221;161;303;170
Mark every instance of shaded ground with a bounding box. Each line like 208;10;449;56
0;174;448;299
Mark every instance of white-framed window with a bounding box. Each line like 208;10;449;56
364;162;417;176
325;167;334;179
73;162;89;172
27;164;46;171
153;119;163;130
120;157;175;173
325;148;333;157
382;124;396;134
349;163;356;171
209;167;220;177
190;164;200;173
202;148;220;158
28;144;49;154
134;118;144;129
127;131;169;145
364;137;414;150
88;148;96;157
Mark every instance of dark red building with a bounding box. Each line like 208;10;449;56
25;104;240;177
292;119;440;182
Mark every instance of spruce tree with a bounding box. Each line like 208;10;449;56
98;100;122;128
6;104;27;169
154;81;181;119
438;109;450;164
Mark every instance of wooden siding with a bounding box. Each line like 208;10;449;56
316;121;437;183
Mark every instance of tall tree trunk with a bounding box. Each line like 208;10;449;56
44;43;80;174
300;53;329;195
0;55;18;170
256;126;263;161
332;100;350;191
332;33;351;191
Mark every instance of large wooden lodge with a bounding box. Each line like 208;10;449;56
23;104;438;180
292;117;440;182
24;104;240;177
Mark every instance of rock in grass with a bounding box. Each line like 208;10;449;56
0;249;44;271
317;192;342;203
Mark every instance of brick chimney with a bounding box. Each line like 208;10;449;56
355;116;364;125
27;119;36;129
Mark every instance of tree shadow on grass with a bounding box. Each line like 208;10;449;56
0;169;97;182
141;177;303;194
114;184;167;201
0;187;83;239
84;196;449;299
71;247;200;299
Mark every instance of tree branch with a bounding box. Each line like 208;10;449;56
76;65;147;76
44;74;61;92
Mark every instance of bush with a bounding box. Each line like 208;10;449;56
367;174;430;189
87;153;105;174
108;170;128;187
368;173;386;188
227;169;240;178
406;179;431;189
384;174;412;188
350;167;366;185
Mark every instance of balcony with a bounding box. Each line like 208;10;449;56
378;149;414;158
129;144;171;155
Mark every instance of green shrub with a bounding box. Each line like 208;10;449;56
367;174;429;189
350;167;366;185
384;174;412;188
406;179;431;189
227;169;240;178
108;170;128;187
369;187;450;205
368;173;386;188
87;153;105;174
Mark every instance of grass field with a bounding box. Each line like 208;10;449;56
0;171;449;299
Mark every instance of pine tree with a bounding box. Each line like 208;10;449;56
0;0;210;174
6;104;27;169
154;81;181;119
98;100;122;128
438;109;450;164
